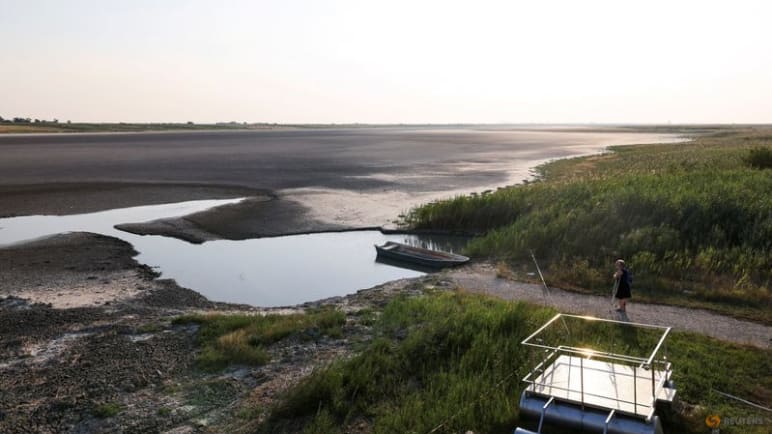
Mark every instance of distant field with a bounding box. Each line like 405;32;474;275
1;121;759;135
0;122;280;134
0;124;67;133
406;128;772;323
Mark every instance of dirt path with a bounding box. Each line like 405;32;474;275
444;263;770;349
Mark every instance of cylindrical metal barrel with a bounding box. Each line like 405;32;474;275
519;392;663;434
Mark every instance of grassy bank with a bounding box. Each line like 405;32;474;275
404;129;771;323
257;292;770;433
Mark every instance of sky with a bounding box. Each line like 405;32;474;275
1;0;771;124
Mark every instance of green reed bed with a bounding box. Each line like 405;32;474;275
404;129;772;322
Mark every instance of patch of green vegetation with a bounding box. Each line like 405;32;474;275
157;407;172;416
137;322;163;333
262;292;550;433
184;379;241;409
92;402;123;418
666;334;772;434
404;129;772;323
260;293;771;434
174;308;346;371
161;382;181;395
352;308;378;326
235;404;263;420
744;146;772;169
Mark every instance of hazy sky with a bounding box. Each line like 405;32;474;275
2;0;771;124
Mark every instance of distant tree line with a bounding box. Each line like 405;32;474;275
0;115;69;124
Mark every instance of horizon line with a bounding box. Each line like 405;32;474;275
3;119;771;127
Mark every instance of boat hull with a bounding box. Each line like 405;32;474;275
374;241;469;269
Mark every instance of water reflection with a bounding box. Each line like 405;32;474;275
134;231;468;307
0;201;469;307
0;198;244;247
395;234;469;254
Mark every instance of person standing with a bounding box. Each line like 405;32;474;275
613;259;632;312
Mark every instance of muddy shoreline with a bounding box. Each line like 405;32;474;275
1;182;476;244
114;195;353;243
0;233;228;433
0;231;450;433
0;127;687;236
0;183;343;241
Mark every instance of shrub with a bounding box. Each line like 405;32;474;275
743;146;772;169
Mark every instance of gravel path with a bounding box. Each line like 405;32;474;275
444;264;770;349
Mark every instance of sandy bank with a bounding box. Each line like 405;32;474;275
115;195;349;243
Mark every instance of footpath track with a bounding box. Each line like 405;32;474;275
444;263;770;349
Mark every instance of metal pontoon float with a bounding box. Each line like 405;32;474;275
514;314;677;434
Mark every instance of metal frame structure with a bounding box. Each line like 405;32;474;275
516;313;676;434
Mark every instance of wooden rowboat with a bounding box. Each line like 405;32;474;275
374;241;469;268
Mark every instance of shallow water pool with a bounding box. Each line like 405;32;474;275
0;199;467;306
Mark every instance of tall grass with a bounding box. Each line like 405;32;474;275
262;293;554;433
743;146;772;169
404;130;772;321
259;293;771;434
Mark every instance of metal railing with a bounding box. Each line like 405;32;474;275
520;314;673;422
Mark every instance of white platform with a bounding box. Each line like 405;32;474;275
526;355;672;418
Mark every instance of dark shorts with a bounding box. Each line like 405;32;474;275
616;286;631;299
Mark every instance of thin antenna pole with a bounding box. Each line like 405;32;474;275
611;278;619;308
530;249;551;296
